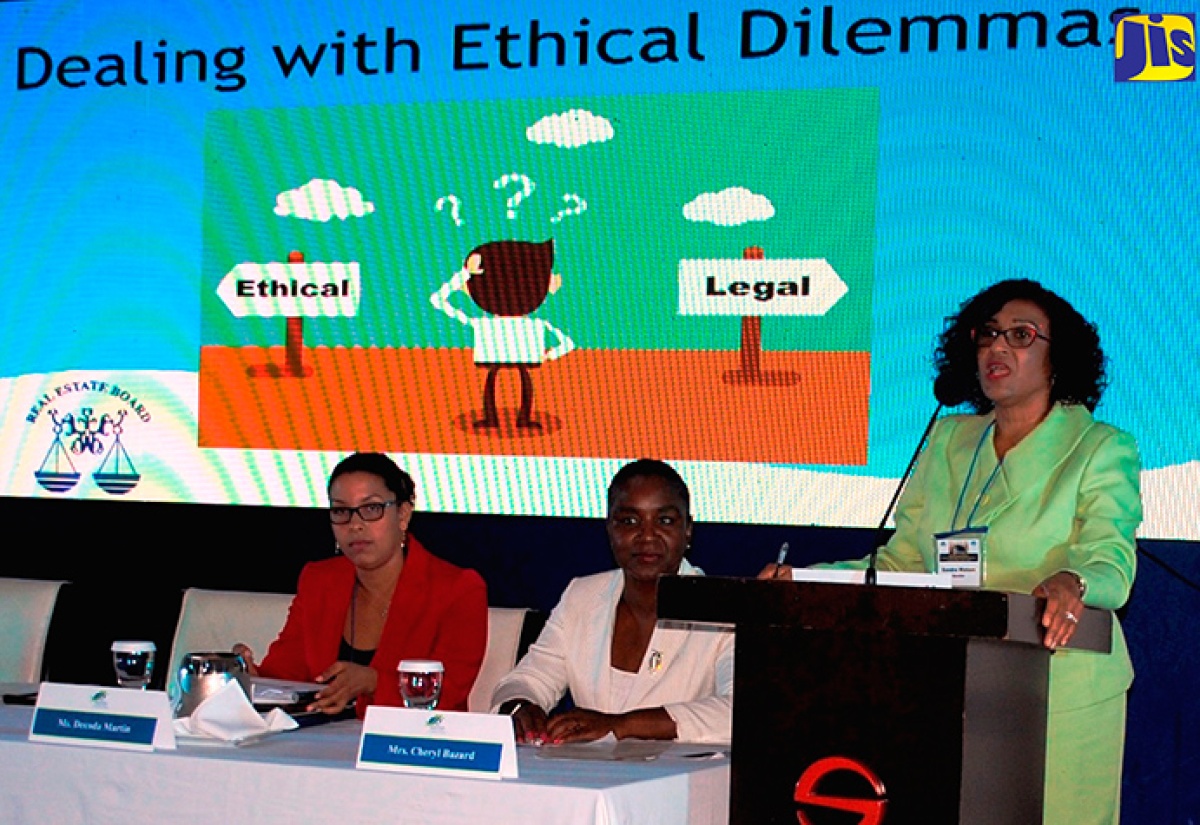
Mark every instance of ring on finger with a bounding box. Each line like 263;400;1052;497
1065;611;1078;623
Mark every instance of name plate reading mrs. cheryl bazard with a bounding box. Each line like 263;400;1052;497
356;706;517;780
29;683;176;752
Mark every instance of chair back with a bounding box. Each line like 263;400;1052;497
468;607;531;713
0;578;66;683
166;588;294;697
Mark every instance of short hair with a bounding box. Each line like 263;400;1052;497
328;452;416;504
933;279;1107;413
607;459;691;515
465;239;555;317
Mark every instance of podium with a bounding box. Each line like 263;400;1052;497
657;576;1112;825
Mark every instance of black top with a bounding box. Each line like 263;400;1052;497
338;637;375;666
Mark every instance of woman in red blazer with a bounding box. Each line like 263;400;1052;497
237;453;487;715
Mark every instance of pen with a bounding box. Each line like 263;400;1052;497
775;542;790;579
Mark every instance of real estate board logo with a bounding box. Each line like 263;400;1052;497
1115;13;1195;81
24;378;150;495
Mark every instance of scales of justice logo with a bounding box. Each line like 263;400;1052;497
33;405;142;495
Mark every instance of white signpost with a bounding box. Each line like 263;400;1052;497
217;260;361;318
216;252;361;377
677;248;847;385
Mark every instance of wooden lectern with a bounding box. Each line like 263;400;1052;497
657;576;1112;825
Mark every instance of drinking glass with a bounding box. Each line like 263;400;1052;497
397;659;443;709
111;641;156;689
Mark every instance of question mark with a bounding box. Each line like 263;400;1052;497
493;173;536;220
550;193;588;224
435;194;463;226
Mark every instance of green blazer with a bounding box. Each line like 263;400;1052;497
870;402;1141;712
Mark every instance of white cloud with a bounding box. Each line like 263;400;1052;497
682;187;775;227
273;178;376;222
526;109;614;149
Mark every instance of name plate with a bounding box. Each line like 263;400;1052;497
29;683;176;751
357;706;517;780
791;568;953;589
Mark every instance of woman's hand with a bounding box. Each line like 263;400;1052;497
1034;571;1085;650
503;701;550;745
231;643;259;676
545;709;620;743
757;563;794;580
546;707;678;743
311;661;377;714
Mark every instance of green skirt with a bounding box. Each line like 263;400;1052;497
1044;692;1126;824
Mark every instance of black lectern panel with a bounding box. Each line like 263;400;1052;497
659;577;1111;825
734;627;975;823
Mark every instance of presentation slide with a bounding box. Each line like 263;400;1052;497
1;1;1195;538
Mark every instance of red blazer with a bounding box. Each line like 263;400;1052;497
258;537;488;713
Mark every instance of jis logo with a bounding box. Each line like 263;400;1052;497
1115;13;1195;82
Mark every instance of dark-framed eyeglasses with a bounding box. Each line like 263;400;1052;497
971;323;1051;349
329;500;398;524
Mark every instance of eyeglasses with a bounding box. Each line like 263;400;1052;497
329;500;397;524
971;323;1051;349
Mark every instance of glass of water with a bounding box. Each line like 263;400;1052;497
111;641;156;689
397;659;443;709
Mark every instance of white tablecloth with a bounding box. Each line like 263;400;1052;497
0;705;729;825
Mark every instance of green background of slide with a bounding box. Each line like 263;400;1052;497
201;87;878;352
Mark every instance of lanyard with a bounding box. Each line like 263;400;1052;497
950;421;1004;531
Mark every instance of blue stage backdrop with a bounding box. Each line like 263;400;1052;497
1;1;1198;540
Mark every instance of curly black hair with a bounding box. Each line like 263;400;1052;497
933;279;1107;413
607;458;691;517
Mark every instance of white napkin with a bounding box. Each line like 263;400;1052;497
173;679;298;742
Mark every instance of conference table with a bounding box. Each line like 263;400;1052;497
0;695;729;825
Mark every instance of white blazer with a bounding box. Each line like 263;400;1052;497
491;561;734;744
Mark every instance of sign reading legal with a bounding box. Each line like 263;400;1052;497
217;260;361;318
678;258;846;317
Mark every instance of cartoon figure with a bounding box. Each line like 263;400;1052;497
430;239;574;430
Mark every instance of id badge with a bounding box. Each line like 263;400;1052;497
933;528;987;588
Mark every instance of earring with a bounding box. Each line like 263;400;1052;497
334;542;342;555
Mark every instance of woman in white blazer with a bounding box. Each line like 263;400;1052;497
491;460;734;744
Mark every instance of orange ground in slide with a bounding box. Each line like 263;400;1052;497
198;346;871;465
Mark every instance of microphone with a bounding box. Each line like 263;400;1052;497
865;401;943;586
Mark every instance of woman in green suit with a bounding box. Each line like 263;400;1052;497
769;280;1140;824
